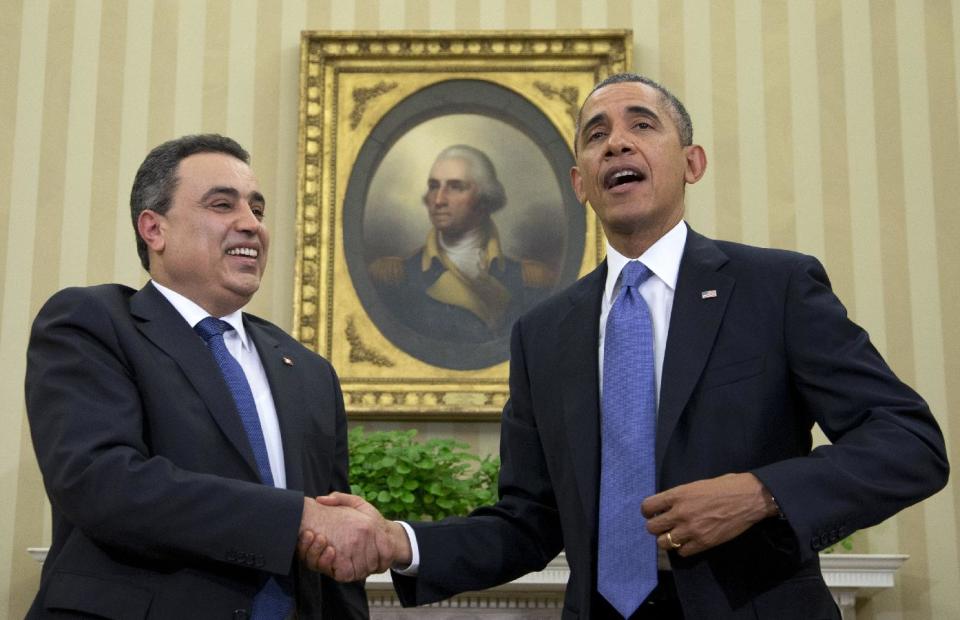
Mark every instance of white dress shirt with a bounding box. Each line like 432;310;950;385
600;220;687;409
602;222;687;572
152;281;287;489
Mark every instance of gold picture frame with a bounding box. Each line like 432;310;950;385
294;30;630;420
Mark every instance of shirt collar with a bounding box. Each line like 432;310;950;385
150;280;251;351
604;220;688;303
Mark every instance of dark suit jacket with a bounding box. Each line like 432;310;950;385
392;227;948;619
25;283;368;619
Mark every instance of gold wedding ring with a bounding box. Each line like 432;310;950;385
666;531;683;549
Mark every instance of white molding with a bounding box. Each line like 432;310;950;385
820;553;908;590
27;548;906;619
27;547;48;564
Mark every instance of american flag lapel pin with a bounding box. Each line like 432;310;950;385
282;355;294;366
701;289;718;299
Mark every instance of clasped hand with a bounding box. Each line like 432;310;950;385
297;492;411;582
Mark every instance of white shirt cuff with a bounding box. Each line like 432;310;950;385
391;521;420;576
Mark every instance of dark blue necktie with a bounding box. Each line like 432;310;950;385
598;261;657;618
194;317;292;619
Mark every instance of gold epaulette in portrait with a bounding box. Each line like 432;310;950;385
521;260;557;289
369;257;406;285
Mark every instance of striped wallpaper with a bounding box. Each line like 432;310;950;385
1;1;957;617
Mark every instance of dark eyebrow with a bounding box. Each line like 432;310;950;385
578;105;663;148
200;186;266;206
625;105;661;122
201;187;239;202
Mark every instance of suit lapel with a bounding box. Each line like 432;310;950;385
558;263;606;533
129;283;262;480
656;229;733;476
246;320;308;492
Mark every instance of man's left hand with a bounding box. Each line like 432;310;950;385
642;473;780;557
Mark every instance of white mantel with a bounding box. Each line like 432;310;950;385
27;548;905;620
365;552;906;619
819;553;908;620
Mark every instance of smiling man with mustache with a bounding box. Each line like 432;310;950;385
24;134;388;618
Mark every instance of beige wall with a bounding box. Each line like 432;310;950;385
1;0;957;617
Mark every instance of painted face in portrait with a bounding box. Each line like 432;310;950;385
423;157;489;241
138;152;270;316
570;81;706;254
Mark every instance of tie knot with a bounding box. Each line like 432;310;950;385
619;261;652;290
194;316;232;342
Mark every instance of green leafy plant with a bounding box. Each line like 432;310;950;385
348;427;500;521
822;534;855;554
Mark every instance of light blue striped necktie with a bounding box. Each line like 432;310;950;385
194;317;293;619
598;261;658;618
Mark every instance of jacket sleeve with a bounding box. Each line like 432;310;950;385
392;316;565;606
751;256;949;560
25;287;304;575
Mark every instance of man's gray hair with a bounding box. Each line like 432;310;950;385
575;73;694;149
130;134;250;271
427;144;507;214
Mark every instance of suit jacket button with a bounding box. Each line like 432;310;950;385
233;610;249;620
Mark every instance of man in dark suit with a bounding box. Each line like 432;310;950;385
311;75;949;618
24;135;392;618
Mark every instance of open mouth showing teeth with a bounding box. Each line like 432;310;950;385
605;169;646;189
226;247;258;258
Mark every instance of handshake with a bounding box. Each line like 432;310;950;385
297;492;413;582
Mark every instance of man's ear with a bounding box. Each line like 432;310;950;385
137;210;165;254
684;145;707;184
570;166;585;204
